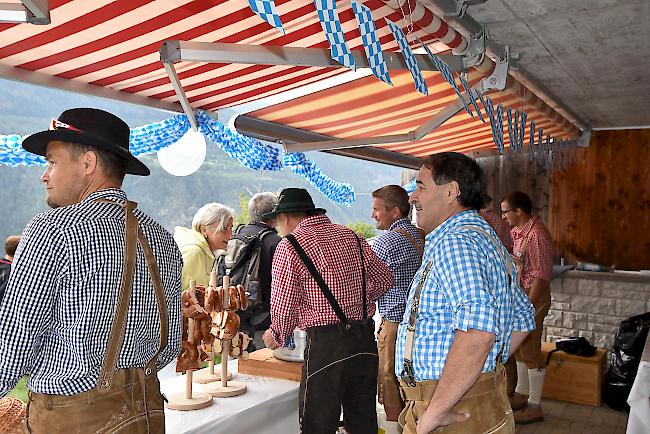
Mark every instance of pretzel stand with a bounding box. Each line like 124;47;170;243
203;274;248;397
166;280;213;410
193;272;233;384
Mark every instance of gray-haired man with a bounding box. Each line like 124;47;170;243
236;192;282;349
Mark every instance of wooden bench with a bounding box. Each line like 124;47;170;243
541;341;607;406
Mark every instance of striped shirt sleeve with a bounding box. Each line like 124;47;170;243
0;215;66;397
269;240;301;348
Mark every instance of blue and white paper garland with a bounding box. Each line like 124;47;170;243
0;111;355;206
385;19;427;95
248;0;285;34
351;0;391;85
314;0;356;69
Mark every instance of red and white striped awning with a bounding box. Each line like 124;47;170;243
0;0;578;166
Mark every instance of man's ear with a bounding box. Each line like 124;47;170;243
446;181;461;204
82;150;98;175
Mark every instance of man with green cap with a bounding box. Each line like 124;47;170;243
262;188;394;434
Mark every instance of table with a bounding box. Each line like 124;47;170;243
626;332;650;434
160;360;300;434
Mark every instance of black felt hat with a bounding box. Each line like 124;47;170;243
261;188;326;220
22;108;150;176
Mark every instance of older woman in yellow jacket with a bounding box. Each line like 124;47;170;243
174;202;233;291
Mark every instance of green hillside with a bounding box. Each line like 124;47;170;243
0;79;402;242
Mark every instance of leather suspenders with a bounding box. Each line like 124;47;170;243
95;199;168;392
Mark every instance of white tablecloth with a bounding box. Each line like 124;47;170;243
160;360;300;434
626;360;650;434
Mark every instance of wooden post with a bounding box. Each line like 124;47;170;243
221;275;230;388
185;317;195;399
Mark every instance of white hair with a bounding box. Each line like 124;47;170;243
192;202;234;233
248;192;278;223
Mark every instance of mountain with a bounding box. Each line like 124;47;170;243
0;79;402;243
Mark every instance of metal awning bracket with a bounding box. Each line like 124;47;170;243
459;29;485;68
479;45;509;92
577;124;592;147
0;0;50;24
441;0;488;18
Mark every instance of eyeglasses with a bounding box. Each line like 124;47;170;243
49;119;82;132
500;208;515;216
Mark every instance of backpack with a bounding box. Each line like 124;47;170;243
545;337;597;365
214;224;274;303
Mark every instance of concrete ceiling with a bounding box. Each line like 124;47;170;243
458;0;650;129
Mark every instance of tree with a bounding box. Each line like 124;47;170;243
233;192;250;226
346;222;376;239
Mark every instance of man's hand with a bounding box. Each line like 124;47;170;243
416;409;470;434
262;329;279;350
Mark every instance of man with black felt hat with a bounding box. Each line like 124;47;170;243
261;188;394;434
0;108;183;433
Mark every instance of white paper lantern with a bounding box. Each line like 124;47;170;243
157;129;207;176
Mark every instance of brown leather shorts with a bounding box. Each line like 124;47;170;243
398;364;514;434
377;319;405;421
25;368;164;434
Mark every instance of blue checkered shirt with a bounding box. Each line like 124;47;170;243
0;189;183;397
372;218;422;322
395;210;535;381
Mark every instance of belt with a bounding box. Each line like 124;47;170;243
29;368;143;409
306;318;374;340
399;364;504;402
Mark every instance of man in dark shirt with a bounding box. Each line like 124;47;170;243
0;235;20;303
236;192;281;349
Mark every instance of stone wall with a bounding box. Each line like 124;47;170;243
544;270;650;349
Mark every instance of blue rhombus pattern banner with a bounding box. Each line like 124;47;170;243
247;0;285;34
351;0;391;85
385;19;427;95
314;0;356;69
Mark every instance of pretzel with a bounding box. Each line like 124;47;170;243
228;286;239;310
237;284;249;311
204;286;216;313
229;331;251;360
176;340;200;372
213;310;240;340
181;289;209;321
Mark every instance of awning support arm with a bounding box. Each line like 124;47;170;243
162;61;198;131
285;53;509;153
160;40;465;73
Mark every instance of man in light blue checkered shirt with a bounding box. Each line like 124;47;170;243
394;153;535;434
370;185;423;421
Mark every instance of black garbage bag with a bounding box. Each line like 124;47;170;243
604;312;650;411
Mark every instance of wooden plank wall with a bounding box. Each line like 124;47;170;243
476;152;551;222
401;132;649;270
548;129;650;270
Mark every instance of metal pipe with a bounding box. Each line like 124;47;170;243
421;0;587;131
379;0;585;132
160;40;464;73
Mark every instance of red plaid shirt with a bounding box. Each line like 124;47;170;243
479;208;514;253
269;215;393;348
511;215;554;289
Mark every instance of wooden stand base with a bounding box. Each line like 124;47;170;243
203;381;247;398
165;392;213;411
192;367;233;384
